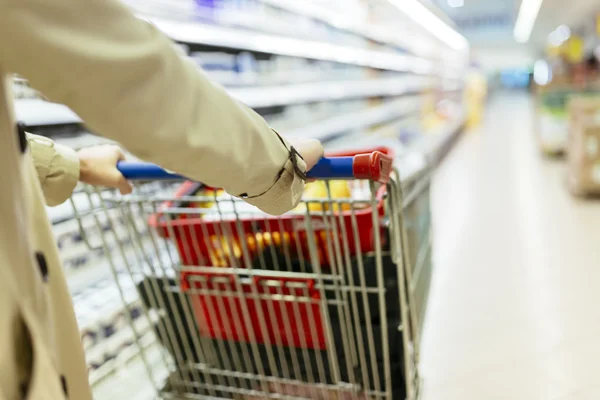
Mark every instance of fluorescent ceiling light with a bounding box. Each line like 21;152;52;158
514;0;543;43
556;24;571;41
388;0;468;51
548;32;562;46
448;0;464;8
533;59;551;85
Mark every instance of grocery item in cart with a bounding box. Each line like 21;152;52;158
301;180;351;212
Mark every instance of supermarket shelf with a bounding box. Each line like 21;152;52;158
148;17;435;74
52;133;115;150
128;0;459;64
207;70;366;87
16;77;430;127
48;189;104;226
66;247;128;295
130;0;368;46
422;110;467;164
286;97;420;142
230;77;431;109
323;114;429;184
87;312;159;381
287;87;464;143
91;336;167;400
323;103;466;183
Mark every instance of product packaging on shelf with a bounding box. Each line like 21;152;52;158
536;86;571;155
567;96;600;195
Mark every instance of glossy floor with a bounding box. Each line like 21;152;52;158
420;92;600;400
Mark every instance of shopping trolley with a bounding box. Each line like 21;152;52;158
72;147;421;400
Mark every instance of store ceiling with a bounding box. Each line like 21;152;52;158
430;0;518;47
430;0;600;50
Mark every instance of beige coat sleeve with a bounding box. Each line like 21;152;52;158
0;0;305;215
26;133;80;207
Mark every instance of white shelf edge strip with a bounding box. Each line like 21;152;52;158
148;17;436;74
15;99;83;126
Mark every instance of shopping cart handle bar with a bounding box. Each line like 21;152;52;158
117;152;391;183
310;152;392;183
306;157;354;179
117;161;185;180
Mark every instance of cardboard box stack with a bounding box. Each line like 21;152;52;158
567;96;600;195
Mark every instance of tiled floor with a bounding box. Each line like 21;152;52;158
420;92;600;400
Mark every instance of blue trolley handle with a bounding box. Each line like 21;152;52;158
117;151;392;183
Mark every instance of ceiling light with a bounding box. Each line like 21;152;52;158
556;25;571;41
548;31;562;46
547;24;571;46
514;0;544;43
533;59;551;85
388;0;469;51
448;0;464;8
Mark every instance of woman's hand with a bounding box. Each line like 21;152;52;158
77;145;133;194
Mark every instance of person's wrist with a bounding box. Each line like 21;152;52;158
77;153;91;183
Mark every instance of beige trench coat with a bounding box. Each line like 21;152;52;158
0;0;307;398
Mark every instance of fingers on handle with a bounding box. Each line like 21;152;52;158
112;146;130;193
110;167;133;194
115;147;127;162
117;175;133;195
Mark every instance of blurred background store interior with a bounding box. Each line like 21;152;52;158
16;0;600;399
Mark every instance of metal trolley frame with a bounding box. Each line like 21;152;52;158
71;149;423;400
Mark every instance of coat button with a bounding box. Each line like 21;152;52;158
20;381;28;398
60;375;68;397
16;122;27;153
35;252;49;282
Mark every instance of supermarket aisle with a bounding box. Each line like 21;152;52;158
421;92;600;400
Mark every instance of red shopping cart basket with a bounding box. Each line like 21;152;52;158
148;147;394;269
182;272;327;349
